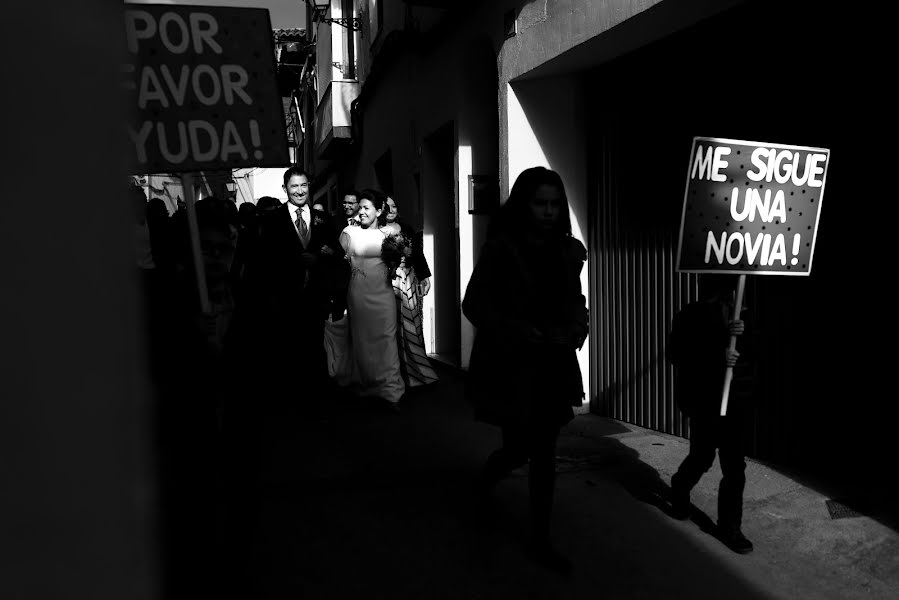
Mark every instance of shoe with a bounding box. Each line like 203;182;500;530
529;541;573;575
719;524;753;554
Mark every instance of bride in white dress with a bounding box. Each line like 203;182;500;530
339;189;406;406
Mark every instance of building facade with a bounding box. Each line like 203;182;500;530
301;0;888;490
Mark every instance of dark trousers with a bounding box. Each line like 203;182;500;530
671;414;746;528
483;420;560;542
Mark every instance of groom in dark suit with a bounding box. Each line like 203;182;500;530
223;166;345;450
218;167;346;595
253;167;346;391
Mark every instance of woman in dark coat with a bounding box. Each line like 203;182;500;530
463;166;588;572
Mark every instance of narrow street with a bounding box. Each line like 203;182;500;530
5;3;893;600
208;364;899;600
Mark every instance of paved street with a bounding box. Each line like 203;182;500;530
211;364;899;599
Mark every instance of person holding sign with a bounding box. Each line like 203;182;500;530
666;274;755;554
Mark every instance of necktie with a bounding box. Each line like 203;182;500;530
295;207;310;246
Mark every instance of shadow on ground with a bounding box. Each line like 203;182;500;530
199;364;795;599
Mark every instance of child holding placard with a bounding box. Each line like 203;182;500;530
667;274;754;554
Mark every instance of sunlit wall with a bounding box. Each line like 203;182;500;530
506;81;590;410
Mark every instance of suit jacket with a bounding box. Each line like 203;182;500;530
223;203;342;434
250;203;345;330
463;232;587;427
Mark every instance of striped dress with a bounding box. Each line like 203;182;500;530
393;262;439;387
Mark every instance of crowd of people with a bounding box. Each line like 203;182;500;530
464;166;753;569
132;167;444;594
132;169;438;417
134;164;755;590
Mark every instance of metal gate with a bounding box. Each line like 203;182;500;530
589;124;699;439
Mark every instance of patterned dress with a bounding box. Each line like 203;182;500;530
392;259;439;387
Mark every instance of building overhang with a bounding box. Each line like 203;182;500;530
314;79;361;160
511;0;748;83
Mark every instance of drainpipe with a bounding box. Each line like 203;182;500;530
303;2;315;174
301;56;313;173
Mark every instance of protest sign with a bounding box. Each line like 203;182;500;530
677;137;829;275
676;137;830;415
124;4;289;172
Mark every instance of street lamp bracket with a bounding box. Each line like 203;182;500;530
306;0;362;32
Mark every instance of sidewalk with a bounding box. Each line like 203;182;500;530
224;364;899;599
556;415;899;600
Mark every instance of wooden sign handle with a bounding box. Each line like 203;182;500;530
181;173;212;315
720;274;746;416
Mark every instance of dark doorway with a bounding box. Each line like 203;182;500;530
422;121;460;365
588;0;888;516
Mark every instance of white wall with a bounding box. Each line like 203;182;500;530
250;168;288;202
457;144;475;366
344;28;501;368
506;79;590;410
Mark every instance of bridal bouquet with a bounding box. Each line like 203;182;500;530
381;231;413;285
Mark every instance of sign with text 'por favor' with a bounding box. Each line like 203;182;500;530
677;137;829;275
125;4;290;172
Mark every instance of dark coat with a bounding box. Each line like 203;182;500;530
463;232;588;427
251;203;344;319
232;203;347;378
666;299;754;417
396;220;431;280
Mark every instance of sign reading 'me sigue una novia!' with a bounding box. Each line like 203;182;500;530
124;4;289;172
677;137;829;275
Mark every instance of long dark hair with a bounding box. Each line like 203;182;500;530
489;166;572;241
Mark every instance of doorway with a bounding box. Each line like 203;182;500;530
421;121;460;366
587;0;882;485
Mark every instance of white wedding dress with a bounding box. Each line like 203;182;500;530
339;225;406;403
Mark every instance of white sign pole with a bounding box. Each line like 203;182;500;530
181;173;212;315
720;274;746;416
